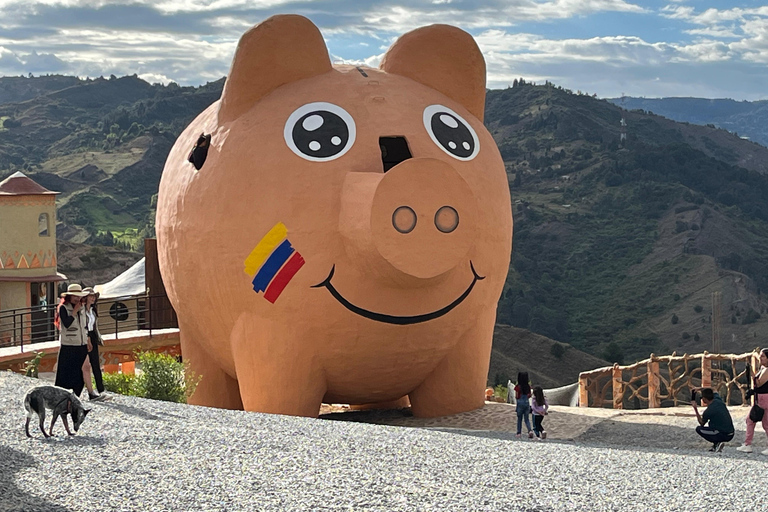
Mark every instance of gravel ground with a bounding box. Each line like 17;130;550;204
1;371;764;512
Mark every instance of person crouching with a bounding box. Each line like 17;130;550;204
692;387;734;452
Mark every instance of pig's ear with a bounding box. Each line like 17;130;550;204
380;25;486;122
218;15;333;124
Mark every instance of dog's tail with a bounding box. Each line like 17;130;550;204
23;389;42;418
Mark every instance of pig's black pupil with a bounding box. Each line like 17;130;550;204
292;111;349;158
430;112;474;158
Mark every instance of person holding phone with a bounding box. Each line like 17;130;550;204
691;387;734;452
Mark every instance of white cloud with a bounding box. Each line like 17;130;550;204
0;0;765;99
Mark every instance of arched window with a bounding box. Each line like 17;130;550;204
38;213;49;237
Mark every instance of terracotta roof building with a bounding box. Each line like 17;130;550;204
0;172;66;343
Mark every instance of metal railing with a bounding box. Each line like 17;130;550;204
0;295;178;350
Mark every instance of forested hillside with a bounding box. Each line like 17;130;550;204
609;96;768;148
3;74;768;364
488;82;768;362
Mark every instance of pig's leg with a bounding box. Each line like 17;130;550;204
230;314;326;417
181;326;243;410
408;310;495;418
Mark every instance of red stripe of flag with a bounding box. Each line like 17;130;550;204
263;252;305;303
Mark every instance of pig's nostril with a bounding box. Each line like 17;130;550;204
392;206;417;234
435;206;459;233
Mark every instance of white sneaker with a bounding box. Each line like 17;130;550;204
737;444;753;453
761;448;768;456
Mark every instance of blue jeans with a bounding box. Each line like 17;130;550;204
516;400;532;434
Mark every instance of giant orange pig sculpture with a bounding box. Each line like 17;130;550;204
156;15;513;418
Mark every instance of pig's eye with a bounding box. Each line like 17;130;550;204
423;104;479;161
284;102;356;161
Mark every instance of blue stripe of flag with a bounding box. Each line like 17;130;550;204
252;239;294;292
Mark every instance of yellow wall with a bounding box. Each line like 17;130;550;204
0;281;28;310
0;195;57;279
0;281;29;344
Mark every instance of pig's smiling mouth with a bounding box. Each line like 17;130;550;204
311;262;484;325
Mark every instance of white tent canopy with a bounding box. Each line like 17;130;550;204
94;258;146;299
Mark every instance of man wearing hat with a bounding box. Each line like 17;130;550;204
54;284;90;398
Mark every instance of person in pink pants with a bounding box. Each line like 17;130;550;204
738;348;768;454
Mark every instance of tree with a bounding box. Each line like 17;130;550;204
603;342;624;365
550;343;566;359
671;314;679;324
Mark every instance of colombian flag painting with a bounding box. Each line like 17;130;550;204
244;222;305;303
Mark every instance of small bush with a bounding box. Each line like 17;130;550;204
103;372;136;396
132;351;199;403
24;352;43;378
694;333;700;341
603;342;625;365
671;314;679;324
493;384;508;402
551;342;566;359
743;309;761;325
682;332;690;340
694;305;703;313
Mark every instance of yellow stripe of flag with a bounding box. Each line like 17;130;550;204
244;222;288;275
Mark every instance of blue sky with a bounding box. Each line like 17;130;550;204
0;0;766;100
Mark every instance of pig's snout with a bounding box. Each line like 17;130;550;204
340;158;478;280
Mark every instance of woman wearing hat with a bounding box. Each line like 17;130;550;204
53;283;90;397
81;287;105;401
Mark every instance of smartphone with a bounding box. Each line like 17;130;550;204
691;389;697;402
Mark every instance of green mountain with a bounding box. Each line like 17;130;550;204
0;74;224;248
487;81;768;362
608;96;768;148
3;75;768;365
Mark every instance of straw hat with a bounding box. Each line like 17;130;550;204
60;283;88;297
82;287;100;299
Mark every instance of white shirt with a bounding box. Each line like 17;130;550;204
87;309;96;332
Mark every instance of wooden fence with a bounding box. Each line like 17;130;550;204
578;350;760;409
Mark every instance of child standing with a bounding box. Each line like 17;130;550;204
532;386;549;440
514;372;534;439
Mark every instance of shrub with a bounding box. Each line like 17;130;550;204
103;372;136;395
132;351;199;403
671;314;679;324
694;305;703;313
551;343;566;359
694;333;700;341
493;384;508;402
743;309;761;325
682;332;690;340
603;342;625;365
24;352;43;378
